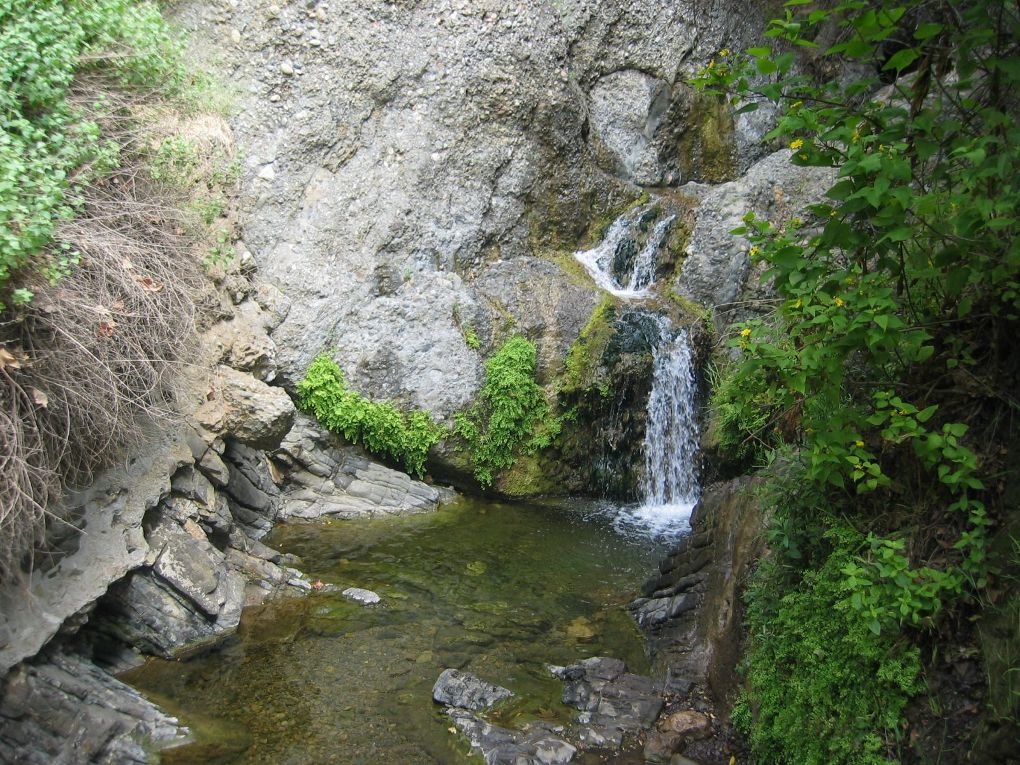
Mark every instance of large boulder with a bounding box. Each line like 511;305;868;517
195;365;295;450
673;149;835;321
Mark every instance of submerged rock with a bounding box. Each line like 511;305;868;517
341;587;381;605
551;656;664;748
432;668;514;711
446;708;576;765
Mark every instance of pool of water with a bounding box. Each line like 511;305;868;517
122;497;676;764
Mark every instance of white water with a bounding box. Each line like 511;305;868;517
628;320;700;536
576;206;700;540
574;205;675;300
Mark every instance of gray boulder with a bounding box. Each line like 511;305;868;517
195;365;295;450
432;668;514;711
551;656;664;748
673;149;835;321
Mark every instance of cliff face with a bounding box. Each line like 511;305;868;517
174;0;774;416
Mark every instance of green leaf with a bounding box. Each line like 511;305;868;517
884;48;920;72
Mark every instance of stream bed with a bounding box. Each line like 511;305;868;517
122;497;678;764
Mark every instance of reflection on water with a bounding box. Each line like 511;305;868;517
122;497;678;764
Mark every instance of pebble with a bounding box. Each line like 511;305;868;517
280;60;295;75
231;28;241;44
258;164;276;181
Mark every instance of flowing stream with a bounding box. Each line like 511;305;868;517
123;204;703;764
573;204;675;300
122;499;669;764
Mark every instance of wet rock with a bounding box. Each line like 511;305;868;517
432;668;514;711
195;365;295;450
551;656;664;748
276;414;441;519
446;708;576;765
589;69;671;185
0;650;189;764
644;729;685;763
342;587;380;605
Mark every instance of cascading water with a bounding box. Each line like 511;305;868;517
574;205;675;300
620;318;700;537
577;205;700;539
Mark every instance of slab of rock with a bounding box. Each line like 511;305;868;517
551;656;664;748
446;708;576;765
0;650;189;764
432;668;514;711
341;587;380;605
0;429;191;676
276;414;442;519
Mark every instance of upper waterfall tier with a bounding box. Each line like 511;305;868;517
574;205;675;300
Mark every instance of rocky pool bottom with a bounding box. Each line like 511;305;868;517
121;497;683;764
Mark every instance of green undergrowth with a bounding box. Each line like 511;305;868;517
744;521;923;765
0;0;184;308
559;298;617;397
296;355;445;477
455;336;559;488
696;0;1020;760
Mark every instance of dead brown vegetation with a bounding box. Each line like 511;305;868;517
0;79;205;581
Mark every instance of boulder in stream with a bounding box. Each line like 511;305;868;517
432;668;513;711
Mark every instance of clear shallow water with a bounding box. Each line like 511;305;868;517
122;498;679;765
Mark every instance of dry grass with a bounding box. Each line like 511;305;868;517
0;79;208;581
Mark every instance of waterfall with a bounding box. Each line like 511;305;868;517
577;205;700;539
574;205;675;300
615;319;700;538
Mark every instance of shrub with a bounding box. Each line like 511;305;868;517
455;336;551;487
296;355;445;477
0;0;183;307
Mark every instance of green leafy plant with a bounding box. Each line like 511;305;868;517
745;529;923;765
455;336;552;487
694;0;1018;759
0;0;184;308
297;354;445;477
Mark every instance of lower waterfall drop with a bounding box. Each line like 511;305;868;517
614;318;701;539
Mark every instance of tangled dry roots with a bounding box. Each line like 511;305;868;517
0;167;201;581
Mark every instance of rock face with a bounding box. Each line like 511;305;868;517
175;0;773;419
275;414;442;518
631;477;765;703
674;149;835;323
0;650;189;764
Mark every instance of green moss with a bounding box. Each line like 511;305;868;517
496;453;559;498
667;290;711;325
677;94;736;183
559;298;617;396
